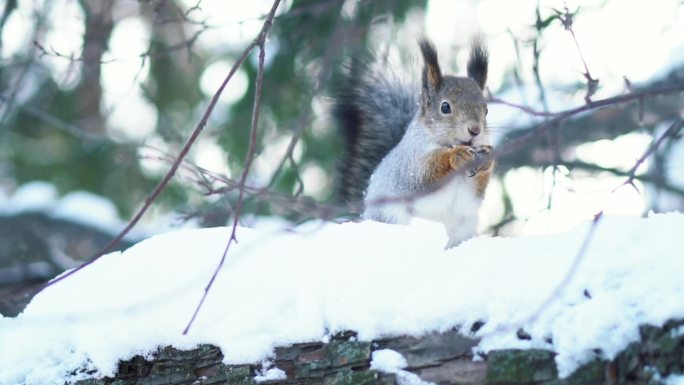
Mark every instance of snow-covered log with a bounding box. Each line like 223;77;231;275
2;214;683;384
72;320;684;385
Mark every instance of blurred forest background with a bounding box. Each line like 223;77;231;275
1;0;684;314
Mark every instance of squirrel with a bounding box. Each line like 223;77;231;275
334;37;494;248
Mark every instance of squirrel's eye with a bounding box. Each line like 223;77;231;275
440;101;452;114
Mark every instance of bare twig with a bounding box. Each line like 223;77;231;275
265;2;350;191
523;211;603;323
532;6;550;113
505;29;530;107
531;159;684;196
0;95;108;142
488;96;554;117
40;0;280;293
182;0;282;335
494;82;684;159
616;118;684;193
475;211;603;340
478;119;683;339
364;82;684;217
141;77;684;227
0;3;49;125
554;6;599;103
530;7;561;215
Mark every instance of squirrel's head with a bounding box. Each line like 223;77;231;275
418;38;489;147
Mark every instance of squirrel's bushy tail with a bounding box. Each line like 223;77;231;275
333;59;418;204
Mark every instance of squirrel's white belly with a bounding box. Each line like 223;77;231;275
364;175;481;247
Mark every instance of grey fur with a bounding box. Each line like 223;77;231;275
334;59;418;204
334;38;489;212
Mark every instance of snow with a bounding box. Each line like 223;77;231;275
1;213;684;384
371;350;434;385
0;181;59;214
254;367;287;383
370;349;408;373
394;371;436;385
52;191;120;228
0;181;192;240
664;374;684;385
0;181;129;236
653;371;684;385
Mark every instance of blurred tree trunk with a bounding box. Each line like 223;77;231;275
75;0;115;134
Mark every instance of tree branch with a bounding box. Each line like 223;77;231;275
41;0;280;294
494;82;684;160
182;0;282;335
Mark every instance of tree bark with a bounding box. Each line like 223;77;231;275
73;319;684;385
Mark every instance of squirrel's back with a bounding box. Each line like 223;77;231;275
333;58;418;204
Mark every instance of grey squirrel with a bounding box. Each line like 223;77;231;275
334;38;494;247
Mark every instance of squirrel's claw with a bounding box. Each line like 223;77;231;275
449;145;476;171
474;145;493;154
468;146;494;177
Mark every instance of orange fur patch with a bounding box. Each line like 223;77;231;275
425;146;494;198
425;146;474;183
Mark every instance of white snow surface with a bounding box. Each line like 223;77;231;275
665;374;684;385
1;213;684;384
0;181;133;237
371;349;408;373
0;181;59;214
371;349;435;385
254;367;287;383
0;181;193;240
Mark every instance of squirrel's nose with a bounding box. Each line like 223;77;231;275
467;125;481;136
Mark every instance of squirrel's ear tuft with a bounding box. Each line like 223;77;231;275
467;37;488;90
419;38;442;95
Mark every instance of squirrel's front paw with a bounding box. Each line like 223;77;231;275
468;145;495;177
474;145;493;155
449;145;476;172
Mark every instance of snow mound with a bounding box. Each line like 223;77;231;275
0;181;59;214
371;349;408;373
0;181;128;236
0;181;191;240
1;213;683;384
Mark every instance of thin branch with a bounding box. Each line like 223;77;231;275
0;95;108;142
182;0;282;335
533;160;684;197
554;6;598;103
616;118;684;192
523;211;604;324
143;82;684;227
488;96;554;117
0;3;49;125
530;9;560;215
476;211;603;340
39;1;278;293
479;119;684;339
33;41;116;64
505;28;530;107
532;6;550;113
493;82;684;159
266;2;349;190
363;82;684;216
139;147;345;220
